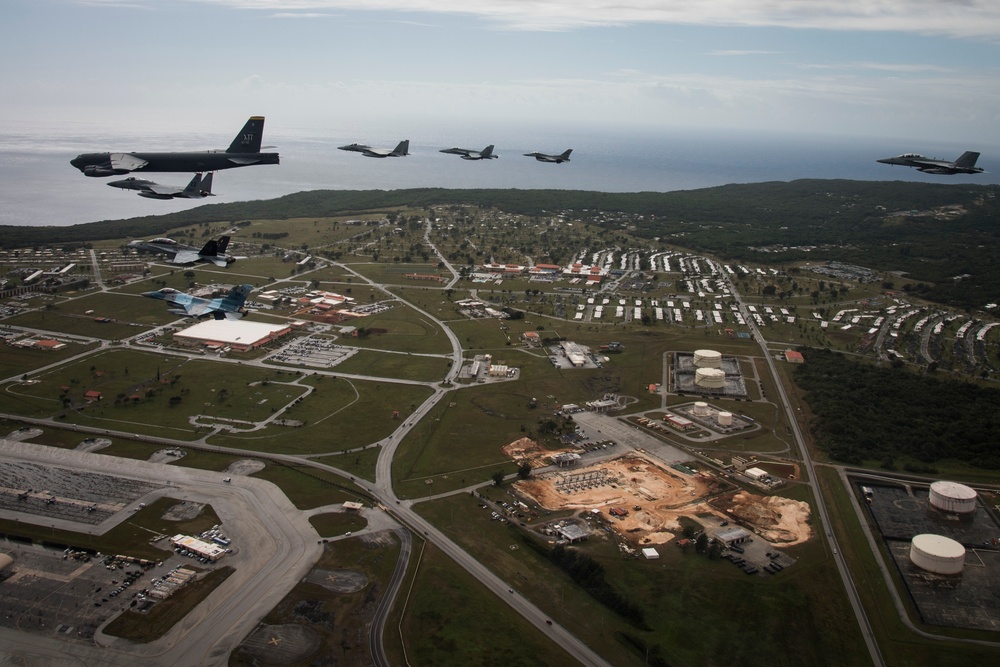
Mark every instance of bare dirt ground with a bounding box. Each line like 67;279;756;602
710;490;812;545
512;450;811;547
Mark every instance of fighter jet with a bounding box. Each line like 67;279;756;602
141;284;253;321
127;235;236;267
440;145;497;160
70;116;278;177
877;151;983;175
524;149;572;163
338;140;410;158
108;172;215;200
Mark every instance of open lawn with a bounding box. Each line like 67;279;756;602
209;376;433;455
330;349;450;382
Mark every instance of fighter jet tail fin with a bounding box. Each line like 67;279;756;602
222;284;254;311
481;145;495;159
955;151;980;168
217;235;230;254
200;172;214;195
393;140;410;156
183;173;206;197
559;149;573;161
198;238;220;257
227;116;266;153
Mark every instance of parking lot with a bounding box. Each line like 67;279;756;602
0;540;194;642
265;336;356;369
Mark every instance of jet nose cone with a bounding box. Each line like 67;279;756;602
70;156;83;169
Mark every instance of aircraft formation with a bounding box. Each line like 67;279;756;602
71;115;984;209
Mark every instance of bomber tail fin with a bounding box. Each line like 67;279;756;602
954;151;980;168
226;116;265;153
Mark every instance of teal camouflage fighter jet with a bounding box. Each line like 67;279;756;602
142;284;253;320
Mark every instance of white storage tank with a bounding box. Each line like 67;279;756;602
929;481;978;514
692;401;711;417
695;367;726;389
717;411;733;426
910;534;965;575
693;349;722;368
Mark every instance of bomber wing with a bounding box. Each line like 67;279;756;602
109;153;149;172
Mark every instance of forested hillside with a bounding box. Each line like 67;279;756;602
794;348;1000;470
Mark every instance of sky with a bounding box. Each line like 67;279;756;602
2;0;1000;145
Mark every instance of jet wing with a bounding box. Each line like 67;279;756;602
171;250;200;264
206;257;232;267
109;153;149;172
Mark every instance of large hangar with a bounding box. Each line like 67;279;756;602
174;320;291;352
910;534;965;575
929;481;978;515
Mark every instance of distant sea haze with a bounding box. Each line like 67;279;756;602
1;125;997;227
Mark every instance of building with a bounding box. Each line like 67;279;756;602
553;452;581;467
173;320;291;352
713;526;752;546
170;534;226;561
642;547;660;560
744;467;769;482
785;349;805;363
556;523;590;543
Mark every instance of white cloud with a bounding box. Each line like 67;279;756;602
193;0;1000;37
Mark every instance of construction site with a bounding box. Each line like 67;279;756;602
508;441;812;548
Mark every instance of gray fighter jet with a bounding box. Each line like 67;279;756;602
524;148;572;163
70;116;278;177
440;145;497;160
142;283;253;320
338;140;409;158
127;235;236;267
877;151;983;175
108;172;215;199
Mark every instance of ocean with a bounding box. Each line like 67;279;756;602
1;122;997;227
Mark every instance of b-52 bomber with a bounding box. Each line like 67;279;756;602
127;235;236;267
70;116;278;177
338;140;410;158
523;149;572;163
877;151;983;175
108;172;214;199
439;145;497;160
142;284;253;320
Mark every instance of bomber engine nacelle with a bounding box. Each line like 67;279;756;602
83;165;122;177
